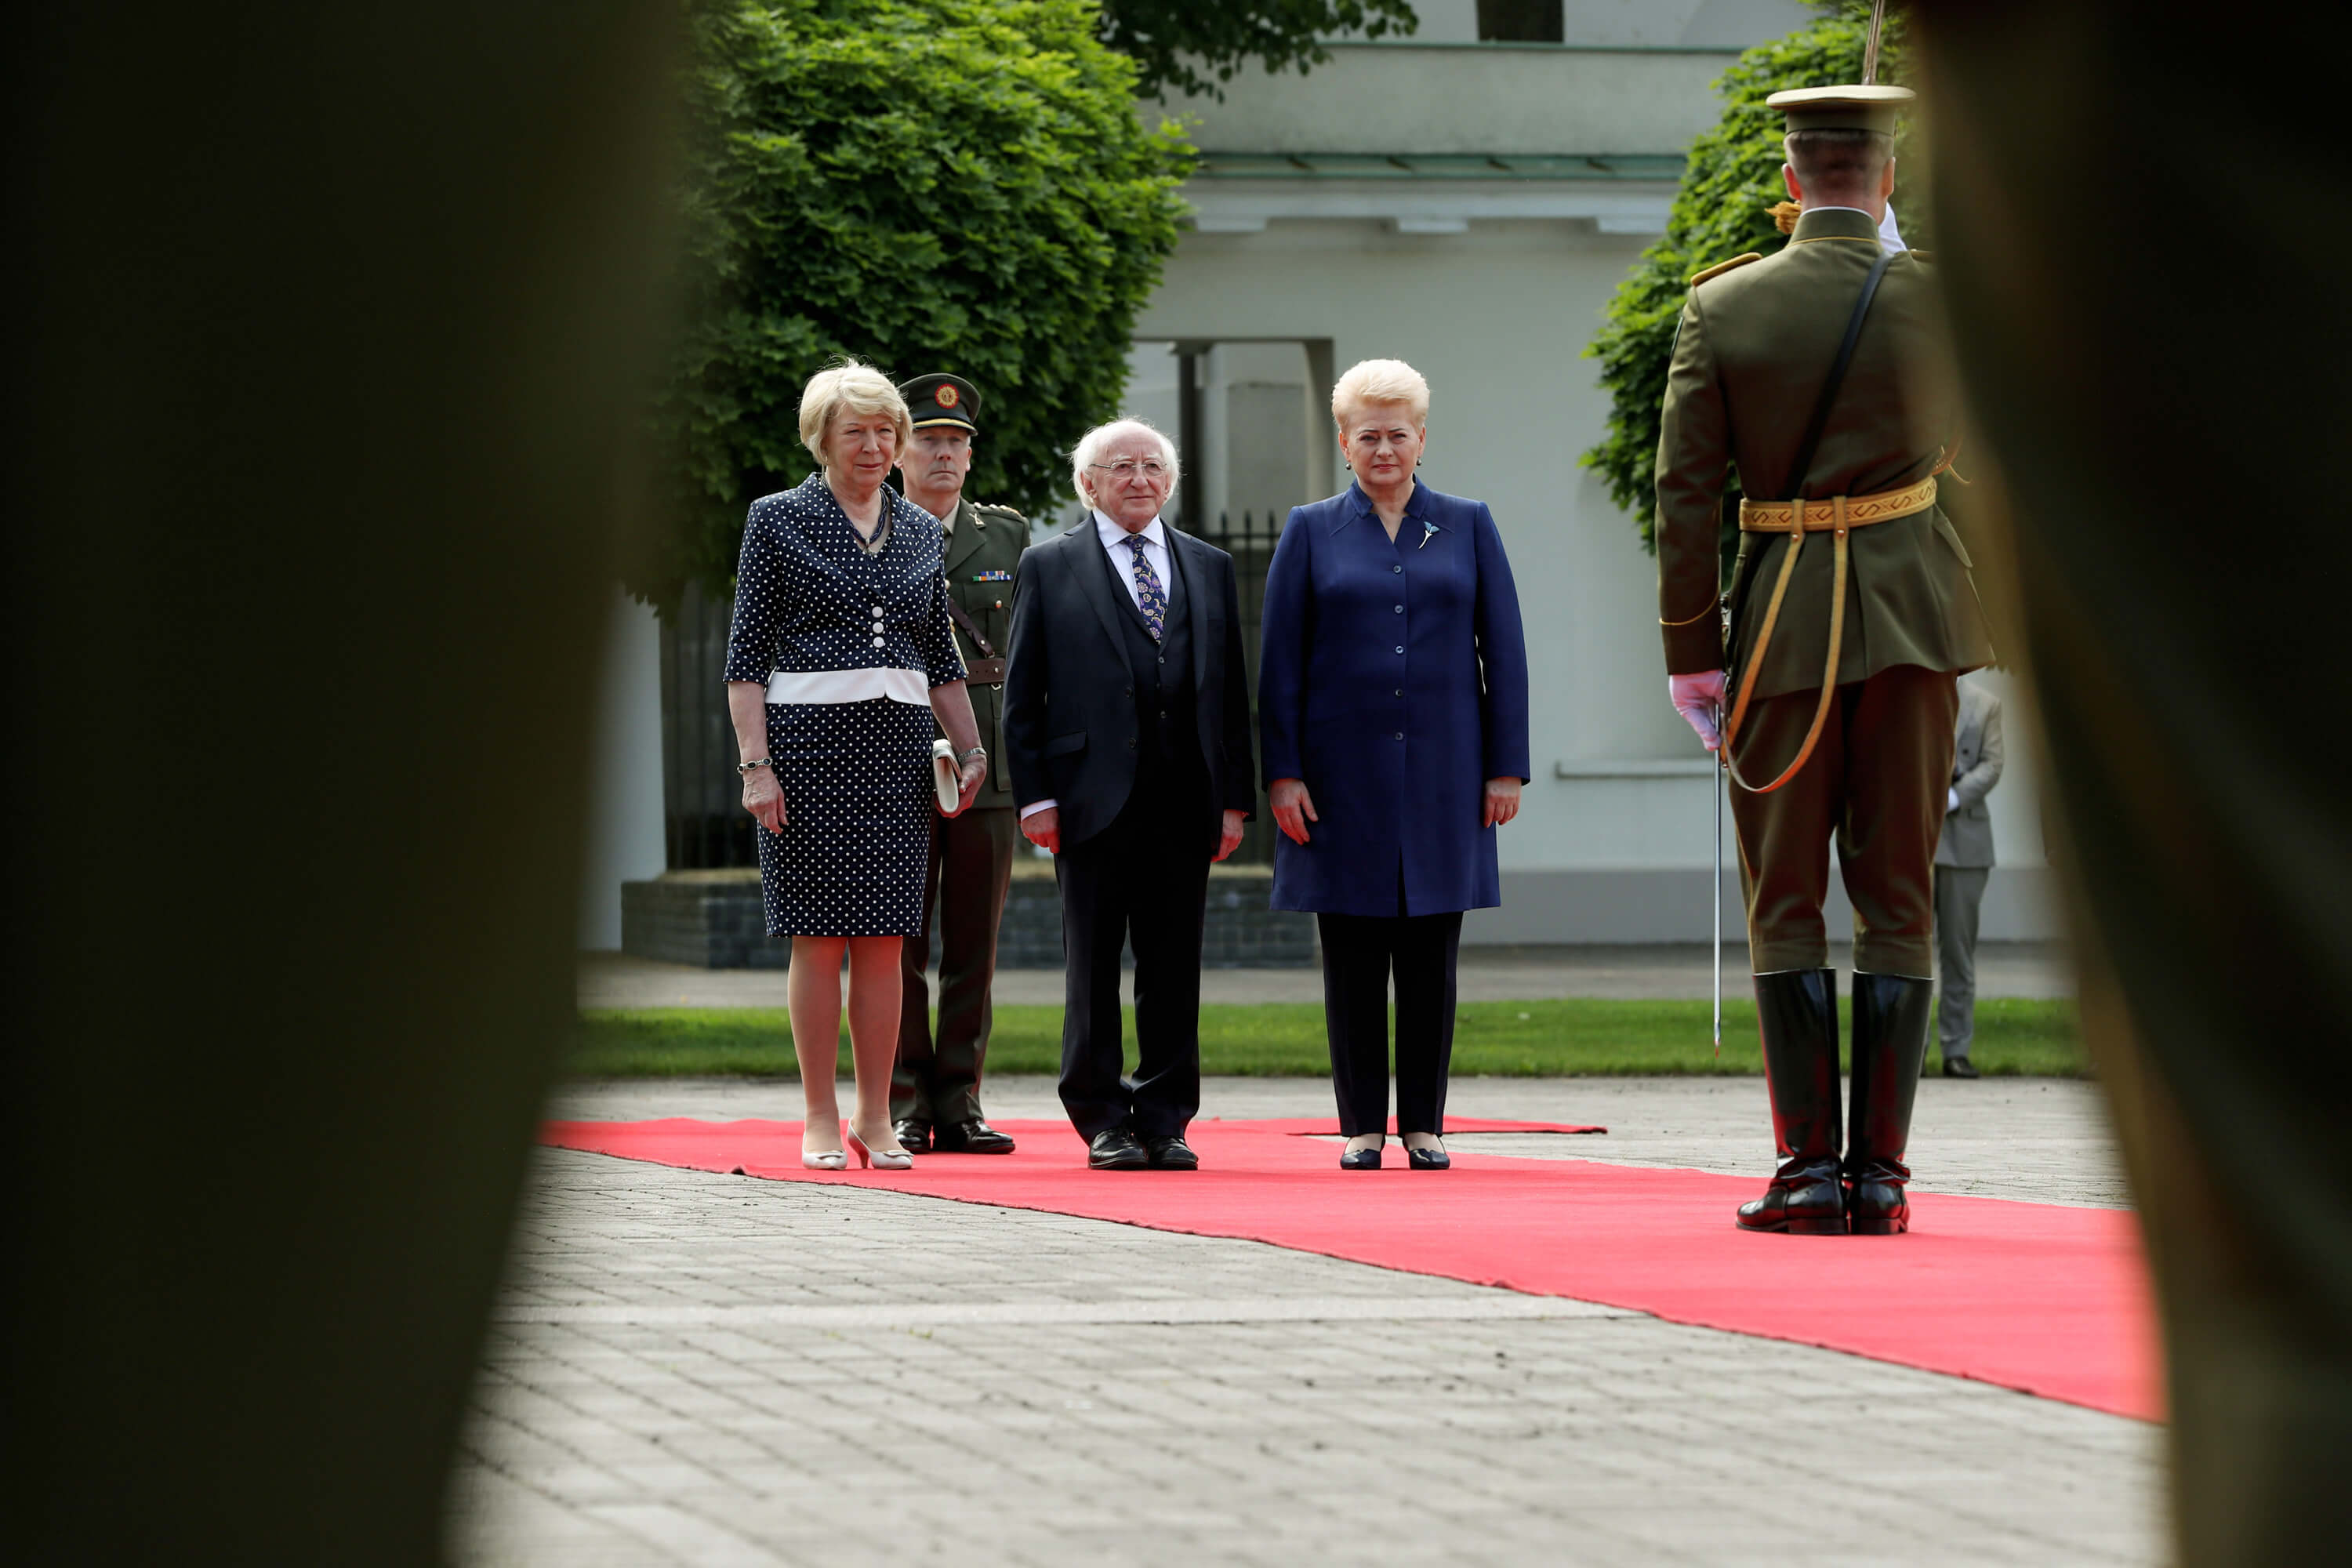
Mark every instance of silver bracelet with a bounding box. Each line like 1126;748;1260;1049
960;746;986;765
736;757;772;775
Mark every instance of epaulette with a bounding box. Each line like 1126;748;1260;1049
1688;252;1762;288
971;502;1027;529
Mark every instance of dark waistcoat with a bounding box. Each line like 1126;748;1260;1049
1095;532;1202;789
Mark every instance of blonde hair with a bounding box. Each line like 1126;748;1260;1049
1069;417;1181;503
1330;358;1430;428
797;358;913;465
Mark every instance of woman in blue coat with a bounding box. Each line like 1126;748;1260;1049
1259;359;1531;1171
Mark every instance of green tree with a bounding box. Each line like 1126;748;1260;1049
1099;0;1419;100
645;0;1196;604
1580;4;1924;554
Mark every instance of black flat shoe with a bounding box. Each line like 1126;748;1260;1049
1338;1145;1382;1171
1940;1055;1980;1080
891;1120;931;1155
1406;1144;1450;1171
932;1118;1016;1154
1087;1127;1149;1171
1145;1134;1199;1171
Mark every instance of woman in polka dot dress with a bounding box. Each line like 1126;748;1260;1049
724;360;988;1172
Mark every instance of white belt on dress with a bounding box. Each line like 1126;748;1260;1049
764;666;930;706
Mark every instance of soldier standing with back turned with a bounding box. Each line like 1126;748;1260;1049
891;373;1030;1155
1654;84;1993;1236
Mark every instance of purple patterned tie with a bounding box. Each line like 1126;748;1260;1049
1123;533;1167;642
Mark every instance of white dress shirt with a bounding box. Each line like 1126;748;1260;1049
1093;509;1170;611
1020;510;1172;825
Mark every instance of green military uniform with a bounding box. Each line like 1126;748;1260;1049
1653;84;1993;1236
892;372;1031;1149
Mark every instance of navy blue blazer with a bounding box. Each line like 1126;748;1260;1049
721;474;965;690
1257;482;1531;916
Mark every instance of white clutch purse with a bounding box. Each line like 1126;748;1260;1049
931;739;959;812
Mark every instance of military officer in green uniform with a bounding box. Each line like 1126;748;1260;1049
1653;85;1994;1236
891;373;1029;1154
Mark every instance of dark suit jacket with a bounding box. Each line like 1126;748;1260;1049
1002;520;1257;851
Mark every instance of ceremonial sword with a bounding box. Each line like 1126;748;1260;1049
1712;702;1724;1058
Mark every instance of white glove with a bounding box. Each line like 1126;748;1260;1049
1947;787;1961;813
1668;671;1727;752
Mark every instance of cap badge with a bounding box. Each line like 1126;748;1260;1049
935;385;960;409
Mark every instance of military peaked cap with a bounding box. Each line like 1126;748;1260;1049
1766;84;1915;136
899;372;981;433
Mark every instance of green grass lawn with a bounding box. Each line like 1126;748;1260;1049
572;996;2084;1079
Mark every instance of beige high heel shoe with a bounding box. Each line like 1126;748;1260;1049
844;1123;913;1171
802;1120;848;1171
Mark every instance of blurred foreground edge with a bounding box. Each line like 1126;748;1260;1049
1916;5;2352;1563
2;3;679;1560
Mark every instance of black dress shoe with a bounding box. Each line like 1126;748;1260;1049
1406;1143;1450;1171
1144;1134;1199;1171
891;1119;931;1155
1940;1054;1980;1080
1736;1156;1847;1234
1087;1128;1149;1171
1338;1145;1381;1171
932;1119;1017;1154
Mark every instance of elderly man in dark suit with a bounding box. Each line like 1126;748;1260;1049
1001;418;1255;1171
1933;677;2005;1078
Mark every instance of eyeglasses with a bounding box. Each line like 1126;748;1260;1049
1088;459;1170;481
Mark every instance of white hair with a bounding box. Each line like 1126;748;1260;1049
1069;417;1181;503
798;357;912;463
1330;358;1431;427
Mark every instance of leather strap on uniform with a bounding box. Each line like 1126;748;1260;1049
943;596;995;659
1719;248;1895;796
1725;499;1849;795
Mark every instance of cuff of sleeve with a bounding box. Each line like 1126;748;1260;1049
1019;799;1057;822
1662;619;1724;676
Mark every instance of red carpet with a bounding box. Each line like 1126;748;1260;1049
539;1115;2159;1421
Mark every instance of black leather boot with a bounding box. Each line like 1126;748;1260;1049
1846;971;1934;1235
1737;968;1846;1235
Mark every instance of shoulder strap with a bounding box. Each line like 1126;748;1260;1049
1778;249;1896;502
943;596;993;658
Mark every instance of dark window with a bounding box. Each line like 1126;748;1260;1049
1477;0;1565;42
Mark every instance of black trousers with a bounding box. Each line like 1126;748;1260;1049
1054;778;1213;1141
1316;910;1465;1138
894;806;1018;1127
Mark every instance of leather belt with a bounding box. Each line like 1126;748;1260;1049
963;656;1006;684
1722;474;1939;795
1736;474;1938;533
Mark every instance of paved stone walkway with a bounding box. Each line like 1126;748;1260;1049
452;1076;2158;1565
581;942;2074;1009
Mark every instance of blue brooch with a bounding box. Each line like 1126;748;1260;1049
1418;520;1439;549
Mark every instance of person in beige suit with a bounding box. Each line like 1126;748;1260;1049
1932;678;2004;1077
